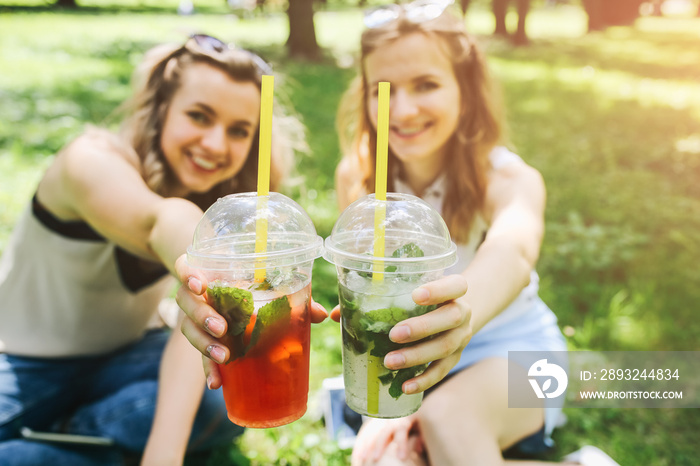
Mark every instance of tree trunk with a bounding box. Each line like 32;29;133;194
513;0;530;45
582;0;604;31
493;0;508;37
583;0;643;31
492;0;530;45
604;0;643;25
55;0;78;7
286;0;321;60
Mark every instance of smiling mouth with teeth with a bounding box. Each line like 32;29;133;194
392;124;430;137
192;155;218;171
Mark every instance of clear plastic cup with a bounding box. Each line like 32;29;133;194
324;193;457;418
187;192;323;428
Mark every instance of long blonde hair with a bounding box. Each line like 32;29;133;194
337;13;505;242
118;38;304;210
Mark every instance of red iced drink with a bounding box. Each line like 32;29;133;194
187;192;323;428
211;281;311;427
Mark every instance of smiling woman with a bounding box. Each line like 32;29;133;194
330;3;615;465
159;62;262;196
0;34;307;465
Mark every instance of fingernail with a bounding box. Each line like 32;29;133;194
205;317;225;336
207;345;226;364
390;325;411;342
188;277;202;293
206;375;213;390
404;382;419;394
384;353;405;369
413;287;429;304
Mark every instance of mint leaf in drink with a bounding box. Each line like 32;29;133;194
342;325;368;355
207;284;254;336
247;295;292;351
391;243;424;259
378;371;394;385
388;364;427;399
207;283;254;360
339;285;360;312
249;279;272;291
357;307;409;356
365;307;409;329
363;320;393;333
341;296;369;355
369;335;402;358
364;308;393;326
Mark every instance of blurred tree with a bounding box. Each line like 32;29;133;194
494;0;530;45
463;0;531;45
286;0;321;59
582;0;645;31
54;0;77;7
649;0;663;16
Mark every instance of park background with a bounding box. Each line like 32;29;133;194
1;0;699;464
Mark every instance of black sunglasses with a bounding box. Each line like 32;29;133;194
188;34;273;76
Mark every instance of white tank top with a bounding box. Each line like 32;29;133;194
0;197;174;357
393;146;541;333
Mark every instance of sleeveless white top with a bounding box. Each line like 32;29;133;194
394;146;541;333
0;197;174;357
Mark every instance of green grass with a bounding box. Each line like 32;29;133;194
1;3;699;464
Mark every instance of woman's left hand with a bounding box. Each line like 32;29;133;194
331;274;471;394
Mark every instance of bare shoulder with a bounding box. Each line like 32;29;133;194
63;128;140;169
484;155;546;220
38;128;143;220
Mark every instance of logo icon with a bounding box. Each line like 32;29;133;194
528;359;568;399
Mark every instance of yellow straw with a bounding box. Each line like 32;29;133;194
368;82;390;416
255;75;274;283
372;82;390;282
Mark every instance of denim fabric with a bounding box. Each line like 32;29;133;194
0;329;243;465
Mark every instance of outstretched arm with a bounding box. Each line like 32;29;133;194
373;161;546;394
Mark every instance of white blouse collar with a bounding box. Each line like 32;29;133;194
393;174;447;210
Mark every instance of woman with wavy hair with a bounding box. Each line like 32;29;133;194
331;3;614;465
0;34;325;465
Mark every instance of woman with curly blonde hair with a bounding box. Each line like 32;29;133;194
0;34;322;465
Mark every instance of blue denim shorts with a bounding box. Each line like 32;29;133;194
0;328;243;465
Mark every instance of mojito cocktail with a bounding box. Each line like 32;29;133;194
324;193;457;418
207;277;311;427
339;277;436;418
187;192;323;428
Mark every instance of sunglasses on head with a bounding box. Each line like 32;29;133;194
187;33;273;76
363;0;456;29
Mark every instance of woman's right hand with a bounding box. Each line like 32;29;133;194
175;254;228;389
174;254;330;389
